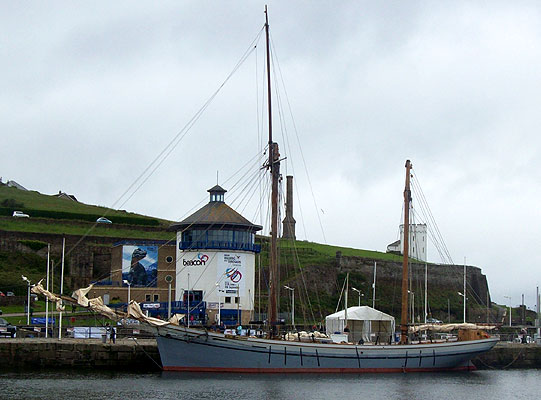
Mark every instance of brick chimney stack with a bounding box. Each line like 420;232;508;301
282;175;296;239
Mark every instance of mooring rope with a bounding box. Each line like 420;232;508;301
474;344;527;370
129;337;162;370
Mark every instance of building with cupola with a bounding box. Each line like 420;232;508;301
170;185;262;325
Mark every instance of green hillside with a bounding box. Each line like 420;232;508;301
0;184;173;236
0;218;175;240
279;239;402;261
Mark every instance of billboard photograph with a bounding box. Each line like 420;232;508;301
122;245;158;287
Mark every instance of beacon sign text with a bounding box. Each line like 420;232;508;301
183;253;209;266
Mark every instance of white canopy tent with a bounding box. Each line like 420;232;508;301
325;306;396;344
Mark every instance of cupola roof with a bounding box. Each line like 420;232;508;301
170;185;262;232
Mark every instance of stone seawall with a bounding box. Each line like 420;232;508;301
335;254;494;321
0;228;173;289
336;254;490;305
473;343;541;369
0;338;161;371
1;338;539;371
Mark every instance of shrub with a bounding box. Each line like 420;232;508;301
1;198;24;208
18;240;48;252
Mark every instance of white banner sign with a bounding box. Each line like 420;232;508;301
142;303;161;309
217;252;246;296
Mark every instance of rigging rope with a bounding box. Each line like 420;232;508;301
270;34;326;243
61;28;265;262
409;167;488;311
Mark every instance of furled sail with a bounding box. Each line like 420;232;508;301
409;323;496;333
31;279;65;311
127;301;170;327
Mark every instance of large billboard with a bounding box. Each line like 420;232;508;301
122;245;158;287
216;252;246;296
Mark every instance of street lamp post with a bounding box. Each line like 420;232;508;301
351;287;364;307
22;275;31;325
123;280;131;309
458;291;466;323
284;285;295;329
215;283;221;327
462;257;467;324
504;295;512;327
165;275;173;320
408;290;415;324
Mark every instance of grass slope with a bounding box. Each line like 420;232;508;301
0;218;175;240
0;185;169;226
279;239;403;261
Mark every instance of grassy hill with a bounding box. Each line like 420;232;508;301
0;184;177;239
279;239;403;261
0;218;175;240
0;184;170;227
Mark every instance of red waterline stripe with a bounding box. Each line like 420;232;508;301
162;365;476;373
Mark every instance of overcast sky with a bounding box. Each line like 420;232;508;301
2;1;540;311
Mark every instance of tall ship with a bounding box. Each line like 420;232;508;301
153;8;498;373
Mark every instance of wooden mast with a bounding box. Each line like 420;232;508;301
400;160;412;344
265;6;280;333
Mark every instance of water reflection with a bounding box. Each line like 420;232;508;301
2;370;540;400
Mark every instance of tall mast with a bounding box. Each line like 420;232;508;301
400;160;412;344
265;6;280;331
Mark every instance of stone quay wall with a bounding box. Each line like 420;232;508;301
336;253;491;307
0;229;175;289
473;343;541;369
0;338;161;371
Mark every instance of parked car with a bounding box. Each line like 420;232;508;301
6;292;14;297
0;317;16;337
427;318;443;324
12;211;29;218
96;217;112;224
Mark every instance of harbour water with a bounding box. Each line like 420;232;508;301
2;370;540;399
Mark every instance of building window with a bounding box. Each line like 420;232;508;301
183;290;203;303
225;297;231;303
234;297;240;304
153;294;159;302
165;256;173;263
182;229;255;248
145;294;151;302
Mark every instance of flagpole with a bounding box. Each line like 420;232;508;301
45;244;50;338
59;236;65;340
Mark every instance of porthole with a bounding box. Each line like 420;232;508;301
165;256;173;263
